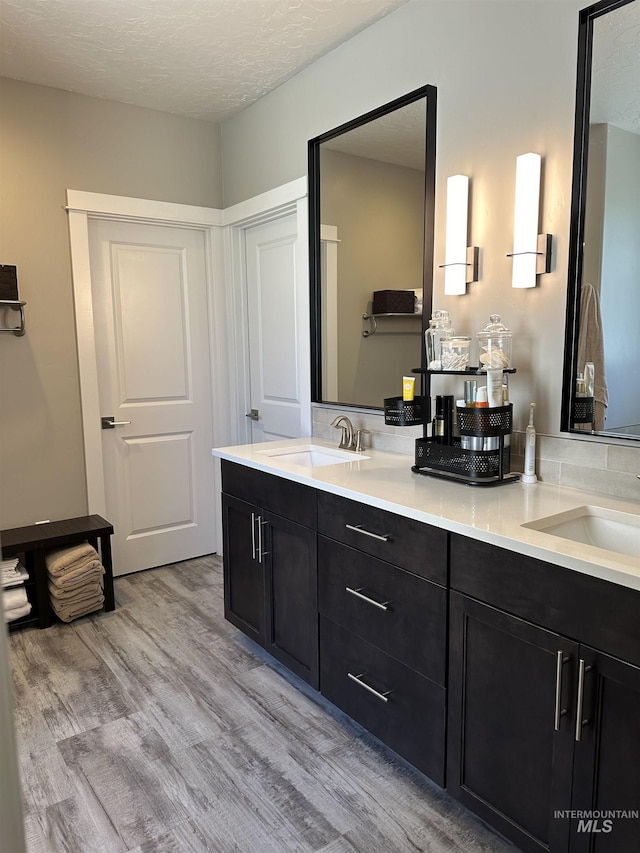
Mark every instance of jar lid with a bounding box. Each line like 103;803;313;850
479;314;511;335
429;309;453;327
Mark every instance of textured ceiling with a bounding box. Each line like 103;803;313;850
0;0;408;122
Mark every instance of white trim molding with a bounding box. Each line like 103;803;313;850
66;190;224;227
222;177;306;227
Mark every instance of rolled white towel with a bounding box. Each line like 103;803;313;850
3;585;28;611
5;601;31;623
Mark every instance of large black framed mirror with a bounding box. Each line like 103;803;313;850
309;85;437;409
562;0;640;439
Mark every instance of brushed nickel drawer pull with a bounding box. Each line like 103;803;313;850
259;518;269;562
345;586;390;611
575;659;592;742
347;671;391;703
345;523;390;542
256;517;269;564
251;512;256;560
554;651;570;731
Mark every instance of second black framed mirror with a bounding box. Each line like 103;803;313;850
309;85;437;410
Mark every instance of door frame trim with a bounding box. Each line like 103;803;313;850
66;190;227;533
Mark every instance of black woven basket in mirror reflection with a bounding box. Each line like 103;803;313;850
384;396;426;427
572;396;595;424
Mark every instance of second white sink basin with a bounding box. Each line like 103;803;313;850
522;506;640;559
260;444;370;468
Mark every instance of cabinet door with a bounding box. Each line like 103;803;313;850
448;592;577;853
263;511;318;688
570;647;640;853
222;494;264;645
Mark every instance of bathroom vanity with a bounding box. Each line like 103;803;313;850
214;439;640;853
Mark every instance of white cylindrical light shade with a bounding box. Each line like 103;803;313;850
444;174;469;296
512;152;541;288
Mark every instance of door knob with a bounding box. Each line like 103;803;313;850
245;409;260;421
101;416;132;429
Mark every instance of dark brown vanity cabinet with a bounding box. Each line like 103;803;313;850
317;491;448;784
221;461;318;687
447;534;640;853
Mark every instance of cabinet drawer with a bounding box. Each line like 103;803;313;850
318;536;446;684
450;533;640;669
221;460;316;528
320;616;445;785
317;491;447;584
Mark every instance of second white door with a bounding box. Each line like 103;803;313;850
245;213;307;442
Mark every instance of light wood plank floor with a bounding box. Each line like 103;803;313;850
9;556;516;853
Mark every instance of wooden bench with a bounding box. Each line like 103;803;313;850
1;515;115;629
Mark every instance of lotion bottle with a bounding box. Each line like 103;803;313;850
522;402;537;484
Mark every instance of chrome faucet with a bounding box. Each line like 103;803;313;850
331;415;355;449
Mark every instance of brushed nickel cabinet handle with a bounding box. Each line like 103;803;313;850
347;672;391;703
554;651;570;731
259;518;269;562
251;512;256;560
575;659;592;742
345;586;390;611
345;523;390;542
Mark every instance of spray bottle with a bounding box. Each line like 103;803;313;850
522;402;537;484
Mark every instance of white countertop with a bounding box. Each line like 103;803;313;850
213;438;640;592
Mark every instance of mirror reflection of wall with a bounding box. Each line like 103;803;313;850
575;0;640;437
583;122;640;433
320;143;424;407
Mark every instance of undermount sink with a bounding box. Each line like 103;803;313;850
259;444;370;468
522;506;640;559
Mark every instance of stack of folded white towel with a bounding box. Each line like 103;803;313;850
2;557;31;623
46;543;105;623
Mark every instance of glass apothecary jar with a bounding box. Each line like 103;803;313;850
476;314;513;369
425;309;455;370
441;336;471;371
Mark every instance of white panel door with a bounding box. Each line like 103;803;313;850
89;219;215;576
245;213;305;441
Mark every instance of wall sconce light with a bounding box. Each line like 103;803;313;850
509;152;552;288
440;174;479;296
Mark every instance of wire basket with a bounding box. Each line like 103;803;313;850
572;397;594;424
384;396;427;427
414;437;511;481
457;404;512;436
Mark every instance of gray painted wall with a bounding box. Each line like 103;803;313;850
0;79;222;528
321;148;424;407
220;0;584;439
